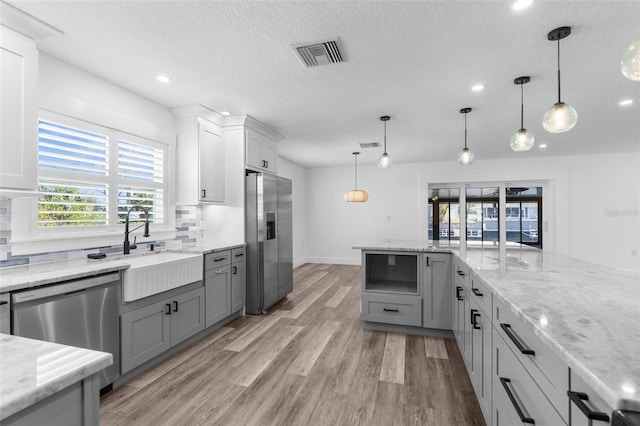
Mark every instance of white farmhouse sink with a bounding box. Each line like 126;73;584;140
122;252;203;302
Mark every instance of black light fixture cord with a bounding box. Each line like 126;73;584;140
557;39;562;103
383;120;387;153
464;113;468;149
520;83;525;129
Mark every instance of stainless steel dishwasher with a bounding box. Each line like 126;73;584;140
11;272;120;390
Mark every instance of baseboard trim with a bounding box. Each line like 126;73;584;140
362;321;455;339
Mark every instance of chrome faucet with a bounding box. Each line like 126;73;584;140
124;205;150;254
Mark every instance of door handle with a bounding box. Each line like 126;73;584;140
567;391;610;422
500;323;535;355
456;286;463;301
165;303;171;315
470;309;477;325
201;189;206;198
173;301;178;312
232;266;237;275
500;378;535;424
472;312;481;329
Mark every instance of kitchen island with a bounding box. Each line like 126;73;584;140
0;334;112;425
354;239;640;424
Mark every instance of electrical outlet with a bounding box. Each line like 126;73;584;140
388;255;395;266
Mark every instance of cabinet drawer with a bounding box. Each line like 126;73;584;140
205;250;231;269
494;297;568;422
231;247;245;263
494;331;566;426
362;293;422;327
469;273;492;315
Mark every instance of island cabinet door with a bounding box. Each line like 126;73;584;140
171;286;205;346
121;300;171;373
469;298;492;423
422;253;453;330
568;369;613;426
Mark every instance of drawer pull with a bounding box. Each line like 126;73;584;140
472;311;481;329
456;270;466;277
456;286;463;301
500;377;535;424
213;256;226;262
500;323;535;355
383;308;399;313
567;391;610;422
472;287;483;297
234;252;244;258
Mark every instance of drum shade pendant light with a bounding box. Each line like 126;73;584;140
543;26;578;133
510;76;535;151
377;116;392;169
344;152;368;202
458;108;475;166
621;37;640;81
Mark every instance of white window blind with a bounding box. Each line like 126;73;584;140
36;116;168;230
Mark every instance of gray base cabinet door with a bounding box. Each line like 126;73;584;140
121;300;171;373
205;265;231;327
423;253;452;329
231;261;244;313
171;287;205;346
470;299;492;422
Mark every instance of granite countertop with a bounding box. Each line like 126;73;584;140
354;239;640;412
0;334;112;421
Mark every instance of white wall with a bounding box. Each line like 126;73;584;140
305;152;640;272
277;157;308;267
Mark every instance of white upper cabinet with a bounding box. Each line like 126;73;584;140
0;3;62;192
225;115;283;175
173;105;225;204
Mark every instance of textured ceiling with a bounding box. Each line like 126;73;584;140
7;0;640;168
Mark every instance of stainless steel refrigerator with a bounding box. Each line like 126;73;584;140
245;172;293;314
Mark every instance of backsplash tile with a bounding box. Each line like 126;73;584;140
0;201;204;268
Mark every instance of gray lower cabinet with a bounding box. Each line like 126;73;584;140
205;264;231;327
422;253;452;330
231;260;244;313
205;247;246;327
121;286;205;373
469;297;492;422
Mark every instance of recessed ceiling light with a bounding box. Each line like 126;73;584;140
156;75;171;83
512;0;534;11
471;84;485;92
619;99;634;106
220;111;231;116
538;143;548;149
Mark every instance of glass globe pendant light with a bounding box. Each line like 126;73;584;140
621;37;640;81
458;108;475;165
344;152;368;202
377;115;392;169
543;26;578;133
510;76;535;151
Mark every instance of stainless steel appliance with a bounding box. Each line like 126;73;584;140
246;172;293;314
11;272;120;390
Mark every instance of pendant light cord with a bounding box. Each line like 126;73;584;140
464;113;468;149
383;120;387;153
520;83;525;129
354;153;358;189
557;39;562;103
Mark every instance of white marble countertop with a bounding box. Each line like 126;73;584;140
182;241;245;254
0;334;112;421
354;239;640;412
0;257;130;293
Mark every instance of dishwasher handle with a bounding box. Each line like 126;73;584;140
12;272;120;304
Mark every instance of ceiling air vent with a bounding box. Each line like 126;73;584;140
292;38;345;68
359;142;381;149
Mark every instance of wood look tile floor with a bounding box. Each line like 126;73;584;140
100;264;485;426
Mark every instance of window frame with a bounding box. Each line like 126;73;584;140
33;111;169;235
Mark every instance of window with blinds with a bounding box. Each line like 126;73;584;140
36;116;167;230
